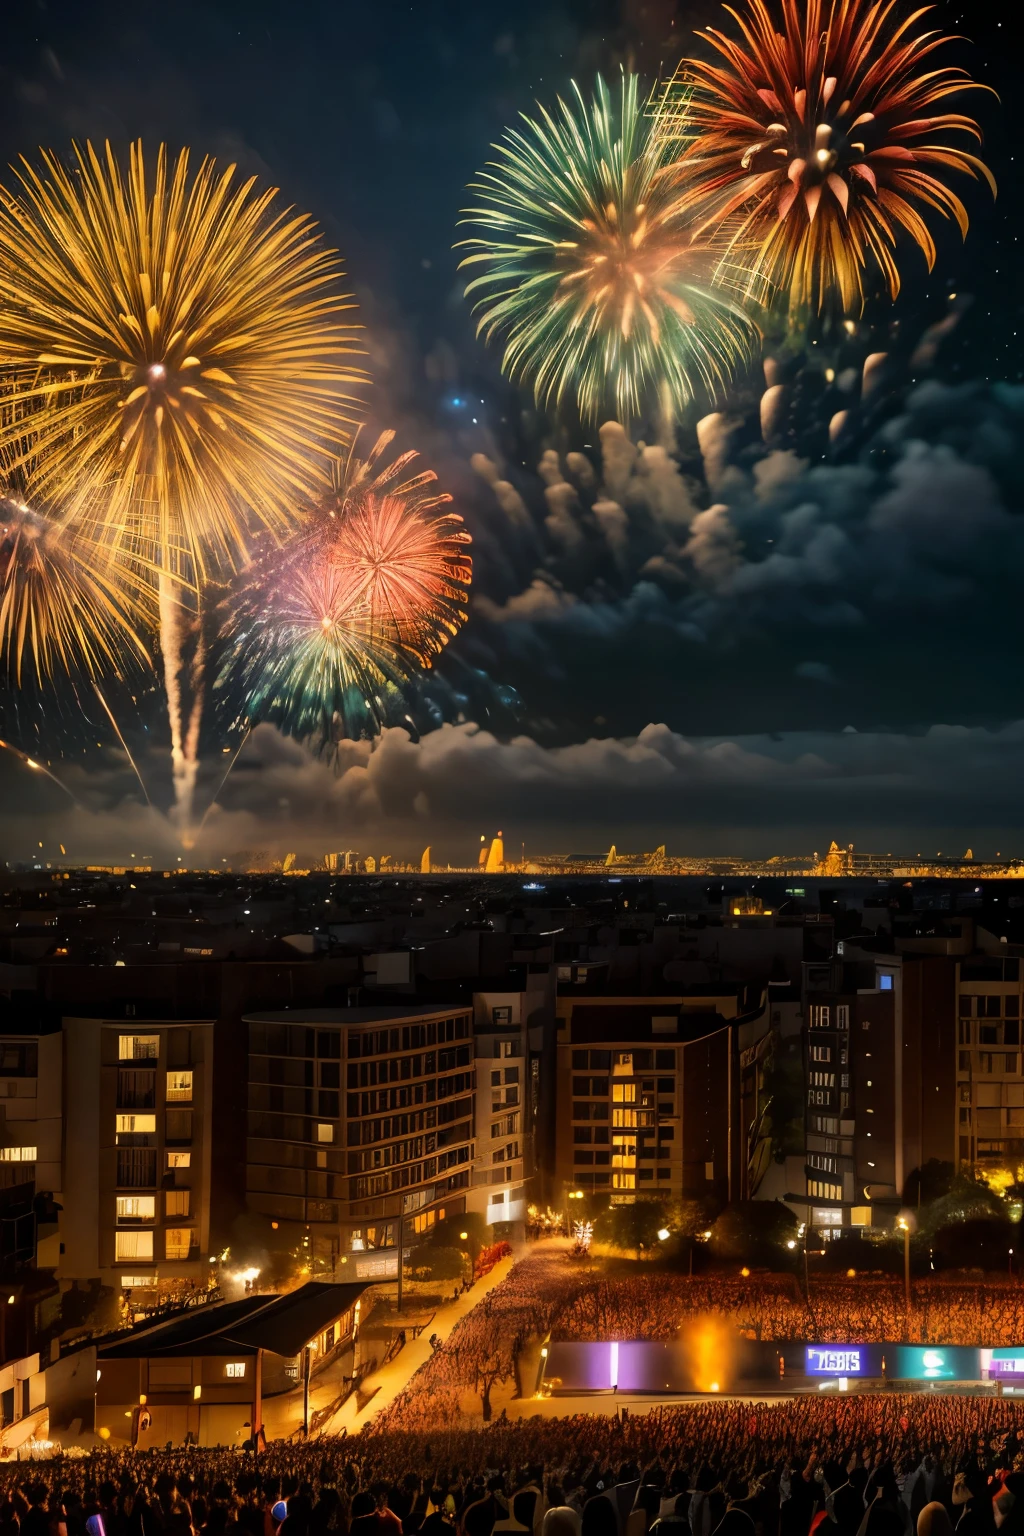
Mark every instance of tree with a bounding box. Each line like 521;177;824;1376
903;1159;956;1206
595;1197;671;1254
709;1200;798;1263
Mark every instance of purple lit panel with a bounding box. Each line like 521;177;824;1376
544;1342;613;1390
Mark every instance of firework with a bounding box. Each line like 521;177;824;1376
0;499;148;686
218;431;472;751
0;140;365;578
0;139;366;826
661;0;996;314
305;429;472;664
457;71;759;422
221;551;412;747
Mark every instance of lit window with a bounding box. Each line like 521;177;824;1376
166;1070;193;1103
164;1228;194;1260
316;1123;334;1143
225;1362;246;1378
115;1231;154;1262
0;1147;37;1162
167;1151;191;1169
879;974;894;991
119;1035;159;1061
120;1274;157;1289
116;1114;156;1137
165;1190;190;1217
612;1083;636;1104
116;1196;155;1221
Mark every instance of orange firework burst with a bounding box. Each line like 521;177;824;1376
661;0;996;313
218;431;472;751
315;430;472;666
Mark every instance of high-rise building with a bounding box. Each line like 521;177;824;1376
553;994;755;1206
61;1016;217;1297
244;1005;476;1276
469;991;529;1228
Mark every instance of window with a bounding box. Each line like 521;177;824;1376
879;974;894;991
808;1005;830;1029
119;1035;159;1061
612;1108;638;1128
612;1082;637;1104
225;1362;246;1379
612;1172;635;1190
167;1151;191;1169
166;1070;193;1103
165;1109;193;1143
116;1195;155;1222
316;1122;334;1143
116;1113;156;1137
810;1045;831;1063
810;1071;835;1088
613;1052;633;1075
807;1178;843;1201
116;1230;154;1261
165;1228;194;1260
0;1146;36;1162
497;1039;515;1057
836;1005;849;1030
118;1150;157;1188
165;1190;190;1218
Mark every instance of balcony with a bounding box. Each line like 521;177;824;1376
117;1070;156;1110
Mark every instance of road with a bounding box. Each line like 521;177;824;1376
326;1250;518;1433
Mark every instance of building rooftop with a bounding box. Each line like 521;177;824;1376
99;1282;369;1360
243;1003;470;1026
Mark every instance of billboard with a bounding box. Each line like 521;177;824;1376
805;1346;872;1377
885;1346;980;1381
805;1344;982;1381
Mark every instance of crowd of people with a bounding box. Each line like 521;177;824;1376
8;1396;1024;1536
372;1256;1024;1431
554;1274;1024;1349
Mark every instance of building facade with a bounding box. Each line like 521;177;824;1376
61;1016;216;1300
244;1006;476;1276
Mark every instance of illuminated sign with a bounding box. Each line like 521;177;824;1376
985;1350;1024;1378
887;1346;979;1381
806;1347;864;1376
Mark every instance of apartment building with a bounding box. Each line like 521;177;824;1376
954;949;1024;1168
797;962;896;1233
244;1005;475;1277
469;992;529;1228
554;994;753;1205
61;1017;215;1301
0;1023;62;1275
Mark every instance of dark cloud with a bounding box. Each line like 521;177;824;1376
462;374;1024;738
6;717;1024;867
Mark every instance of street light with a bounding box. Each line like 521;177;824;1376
657;1228;670;1242
897;1211;915;1320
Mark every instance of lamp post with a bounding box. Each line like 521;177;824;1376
896;1211;915;1324
566;1188;584;1240
459;1230;473;1286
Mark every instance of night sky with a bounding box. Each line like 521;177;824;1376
0;0;1022;864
